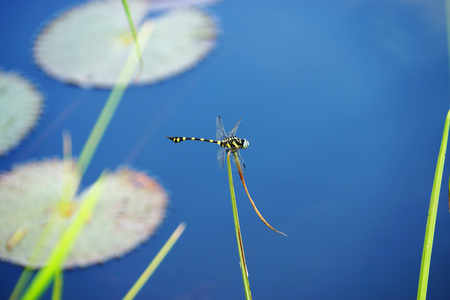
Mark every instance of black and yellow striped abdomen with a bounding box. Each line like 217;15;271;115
166;136;248;151
167;136;221;145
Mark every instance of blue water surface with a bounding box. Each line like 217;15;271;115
1;0;449;299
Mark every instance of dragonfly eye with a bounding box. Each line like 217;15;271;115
243;139;249;149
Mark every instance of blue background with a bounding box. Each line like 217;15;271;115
1;0;449;299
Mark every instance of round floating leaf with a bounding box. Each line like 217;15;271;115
0;71;43;156
0;159;168;269
34;1;217;88
128;0;223;11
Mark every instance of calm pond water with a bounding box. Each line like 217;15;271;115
1;0;449;299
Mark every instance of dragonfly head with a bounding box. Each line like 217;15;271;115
242;139;249;149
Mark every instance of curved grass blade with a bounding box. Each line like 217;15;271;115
51;132;71;300
20;173;106;300
123;223;186;300
9;135;78;300
417;109;450;300
77;20;154;178
232;152;286;236
9;199;74;300
9;270;31;300
227;152;252;300
51;271;63;300
121;0;143;80
11;10;152;300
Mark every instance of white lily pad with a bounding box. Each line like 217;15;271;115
0;159;168;269
0;71;43;156
33;1;217;88
128;0;223;11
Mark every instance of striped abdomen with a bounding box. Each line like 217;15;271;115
167;136;221;145
167;136;248;151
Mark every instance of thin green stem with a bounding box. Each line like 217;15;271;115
51;271;63;300
417;109;450;300
120;0;143;77
10;141;78;300
227;151;252;300
123;223;186;300
76;21;154;178
21;173;106;300
12;13;153;300
9;270;33;300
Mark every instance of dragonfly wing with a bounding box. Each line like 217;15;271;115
216;116;227;141
232;151;246;173
217;146;226;170
228;118;242;137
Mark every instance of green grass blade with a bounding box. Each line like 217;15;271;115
417;109;450;300
10;141;78;300
9;203;72;300
20;173;106;300
76;21;154;178
9;270;33;300
51;271;63;300
120;0;143;76
123;223;186;300
227;152;252;300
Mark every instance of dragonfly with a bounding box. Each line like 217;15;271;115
168;116;286;236
167;116;249;171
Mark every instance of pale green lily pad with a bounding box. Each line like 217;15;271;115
0;159;168;269
130;0;223;11
0;71;43;156
33;1;217;88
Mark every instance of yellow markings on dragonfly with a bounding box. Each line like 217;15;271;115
166;116;250;171
6;227;27;251
167;116;285;235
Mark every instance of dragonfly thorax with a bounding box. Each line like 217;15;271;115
222;137;249;151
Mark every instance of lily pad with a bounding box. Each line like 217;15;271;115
33;1;217;88
0;71;43;156
132;0;223;11
0;159;168;269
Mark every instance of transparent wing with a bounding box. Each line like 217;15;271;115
216;116;246;172
217;146;226;170
232;150;246;173
228;118;241;137
216;116;227;141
